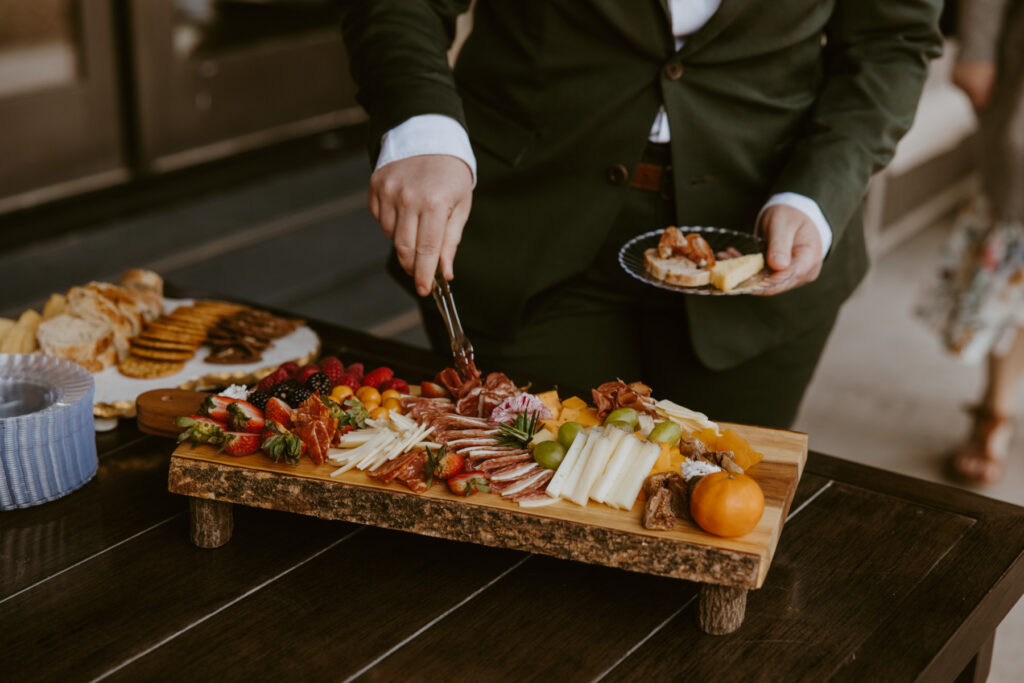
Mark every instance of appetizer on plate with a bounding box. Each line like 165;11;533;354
644;226;765;292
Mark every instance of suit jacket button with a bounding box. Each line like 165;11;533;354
664;62;685;80
608;163;629;185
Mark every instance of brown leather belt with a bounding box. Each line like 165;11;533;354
630;162;672;197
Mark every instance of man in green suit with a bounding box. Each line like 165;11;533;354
341;0;943;428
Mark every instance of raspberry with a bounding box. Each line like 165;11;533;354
296;364;320;384
346;363;364;381
362;367;394;389
321;363;346;387
257;367;288;393
320;356;343;371
380;378;410;394
337;374;361;391
279;361;300;379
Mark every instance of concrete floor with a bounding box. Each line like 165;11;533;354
794;218;1024;682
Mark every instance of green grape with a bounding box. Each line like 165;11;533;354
557;421;584;450
604;408;639;428
605;420;635;433
533;441;566;469
648;420;682;445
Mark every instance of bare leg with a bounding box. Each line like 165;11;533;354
952;326;1024;483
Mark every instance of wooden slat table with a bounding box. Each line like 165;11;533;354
3;314;1024;682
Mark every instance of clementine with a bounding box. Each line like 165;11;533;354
689;471;765;537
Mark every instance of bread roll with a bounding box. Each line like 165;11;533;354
121;269;163;297
42;293;66;320
36;313;114;363
643;248;711;287
66;286;133;360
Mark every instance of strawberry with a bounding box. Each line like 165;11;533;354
175;414;226;431
199;394;235;422
346;363;364;381
380;378;410;394
279;361;300;379
447;471;490;496
321;362;346;387
261;430;306;465
264;397;294;429
362;367;394;389
176;420;225;447
320;356;343;371
260;419;288;443
222;431;260;456
227;401;265;433
296;363;320;384
427;445;464;482
257;367;289;393
420;381;450;399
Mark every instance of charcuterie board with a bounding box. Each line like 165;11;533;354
168;422;806;633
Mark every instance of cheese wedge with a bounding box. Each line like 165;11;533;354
710;253;765;291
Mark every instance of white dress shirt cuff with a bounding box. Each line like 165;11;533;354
375;114;478;188
758;192;833;257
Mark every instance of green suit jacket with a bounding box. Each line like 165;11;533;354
342;0;943;369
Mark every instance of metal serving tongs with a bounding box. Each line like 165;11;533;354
431;273;476;378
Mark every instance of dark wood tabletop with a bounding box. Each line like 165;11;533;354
3;312;1024;683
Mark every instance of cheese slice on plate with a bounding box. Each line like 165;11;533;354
710;253;765;291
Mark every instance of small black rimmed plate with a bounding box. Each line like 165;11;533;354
618;227;791;296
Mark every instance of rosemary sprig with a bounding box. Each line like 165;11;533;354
494;410;542;448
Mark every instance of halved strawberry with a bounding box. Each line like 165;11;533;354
175;414;226;431
420;381;449;399
427;445;464;482
380;378;410;394
362;367;394;389
261;431;307;465
260;419;288;444
447;471;490;496
176;420;225;447
227;401;265;433
264;397;294;429
199;394;234;421
222;431;260;456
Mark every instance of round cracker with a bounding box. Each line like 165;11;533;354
129;346;195;361
118;357;185;379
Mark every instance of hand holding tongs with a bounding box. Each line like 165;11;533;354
431;273;476;378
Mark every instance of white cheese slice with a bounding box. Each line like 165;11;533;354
610;441;663;509
546;429;589;498
570;427;625;506
590;434;639;504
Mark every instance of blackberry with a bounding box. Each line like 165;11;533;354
288;386;312;408
271;379;300;404
246;390;271;410
305;372;333;396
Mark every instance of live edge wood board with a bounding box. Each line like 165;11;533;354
168;423;806;592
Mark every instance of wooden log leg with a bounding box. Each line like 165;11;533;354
697;584;747;635
189;497;233;548
954;631;995;683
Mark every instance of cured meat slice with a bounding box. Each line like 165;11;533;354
509;470;555;501
441;437;501;449
368;450;418;484
294;421;330;465
489;462;540;481
393;450;429;493
475;453;533;471
494;468;553;497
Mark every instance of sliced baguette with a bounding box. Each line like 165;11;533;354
36;313;114;362
0;318;15;346
710;253;765;291
643;248;711;287
66;286;133;360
